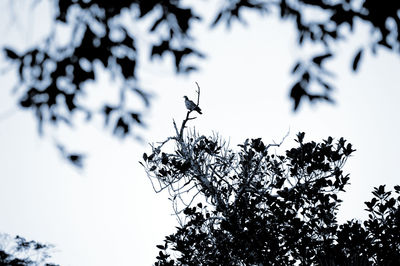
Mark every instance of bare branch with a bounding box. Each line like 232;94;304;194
177;83;202;140
265;128;291;151
195;81;200;105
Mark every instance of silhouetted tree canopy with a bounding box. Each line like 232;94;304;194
0;233;57;265
2;0;400;164
142;95;400;265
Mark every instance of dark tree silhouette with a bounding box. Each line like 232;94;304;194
2;0;400;149
141;92;400;265
0;233;57;265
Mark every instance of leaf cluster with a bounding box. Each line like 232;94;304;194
212;0;400;110
0;234;57;265
143;129;399;265
3;0;202;141
3;0;400;142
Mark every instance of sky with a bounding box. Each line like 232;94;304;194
0;1;400;265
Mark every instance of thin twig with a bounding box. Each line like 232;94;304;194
195;81;200;105
265;128;291;151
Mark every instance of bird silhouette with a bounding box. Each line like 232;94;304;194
183;96;202;114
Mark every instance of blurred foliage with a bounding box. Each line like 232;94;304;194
0;233;57;265
2;0;203;140
1;0;400;164
212;0;400;110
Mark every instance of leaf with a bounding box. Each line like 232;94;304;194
211;12;223;27
316;77;333;91
182;65;198;73
172;48;194;72
20;97;33;108
4;47;19;59
133;88;151;107
297;132;305;143
130;112;141;124
103;105;114;126
312;53;333;66
291;62;301;74
302;72;310;83
352;49;363;71
290;82;306;111
114;117;129;136
161;153;168;164
68;154;84;168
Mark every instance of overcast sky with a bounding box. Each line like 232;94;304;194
0;1;400;265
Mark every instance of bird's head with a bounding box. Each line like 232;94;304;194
183;96;188;100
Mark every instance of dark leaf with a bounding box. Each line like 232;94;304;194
316;77;333;91
312;53;332;66
103;105;115;126
4;47;19;59
114;117;129;136
290;82;306;111
156;245;166;250
161;153;168;165
352;49;363;71
182;65;198;73
68;153;84;168
297;132;305;143
291;62;301;73
302;72;310;83
130;113;141;124
20;97;33;108
211;12;223;27
133;88;151;107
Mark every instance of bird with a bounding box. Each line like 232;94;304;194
183;96;202;114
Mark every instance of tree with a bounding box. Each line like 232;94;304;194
141;91;399;265
2;0;400;160
0;233;57;265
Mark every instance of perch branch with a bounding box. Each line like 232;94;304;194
178;83;201;140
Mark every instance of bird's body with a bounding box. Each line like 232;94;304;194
183;96;202;114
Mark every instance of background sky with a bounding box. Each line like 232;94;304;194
0;1;400;265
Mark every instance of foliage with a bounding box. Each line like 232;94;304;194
213;0;400;110
0;233;57;265
2;0;400;148
2;0;202;139
142;102;399;265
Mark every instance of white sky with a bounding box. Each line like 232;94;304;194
0;1;400;265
